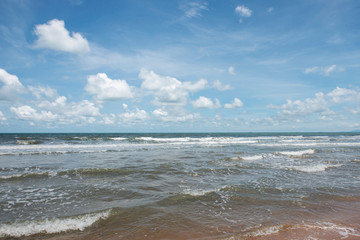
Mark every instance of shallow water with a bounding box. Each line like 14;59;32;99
0;132;360;239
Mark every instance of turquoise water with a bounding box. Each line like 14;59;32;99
0;133;360;239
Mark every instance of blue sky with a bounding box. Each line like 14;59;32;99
0;0;359;132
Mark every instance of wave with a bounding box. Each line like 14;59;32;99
290;164;343;173
0;209;111;237
1;167;167;181
15;140;43;145
0;172;54;181
278;149;316;157
237;222;360;239
236;155;264;161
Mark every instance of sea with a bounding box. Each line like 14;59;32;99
0;132;360;240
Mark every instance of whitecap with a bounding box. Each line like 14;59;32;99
0;209;111;237
291;164;342;173
278;149;316;157
229;154;264;161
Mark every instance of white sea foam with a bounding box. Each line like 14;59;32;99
182;188;217;196
291;164;342;173
246;225;283;237
110;137;127;141
0;209;111;237
278;149;316;157
233;155;263;161
298;222;360;238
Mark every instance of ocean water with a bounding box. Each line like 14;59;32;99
0;132;360;239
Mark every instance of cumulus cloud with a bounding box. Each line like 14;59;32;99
304;65;343;75
327;87;360;104
0;68;26;101
235;5;252;22
192;96;220;109
268;87;360;123
180;1;208;18
11;85;100;126
152;107;199;122
276;92;329;116
224;98;243;108
33;19;90;54
28;85;57;100
139;69;207;106
11;105;58;122
119;108;148;122
85;73;133;101
213;80;231;91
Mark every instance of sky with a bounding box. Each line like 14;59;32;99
0;0;359;132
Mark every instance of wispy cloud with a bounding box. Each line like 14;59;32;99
304;65;344;75
267;7;274;13
228;66;236;75
180;1;208;18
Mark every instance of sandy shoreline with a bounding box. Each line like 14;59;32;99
3;200;360;240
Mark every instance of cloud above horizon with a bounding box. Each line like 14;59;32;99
0;68;26;101
85;73;133;101
33;19;90;54
139;69;207;106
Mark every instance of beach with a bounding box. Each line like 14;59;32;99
1;133;360;239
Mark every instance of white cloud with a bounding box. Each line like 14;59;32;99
267;7;274;13
304;66;319;74
192;96;221;109
152;108;199;122
119;108;148;121
0;111;6;121
304;65;343;75
235;5;252;18
327;86;360;104
224;98;243;108
11;85;101;126
228;66;235;75
180;1;208;18
139;69;207;106
85;73;133;101
29;86;57;99
268;87;360;126
324;65;337;75
0;68;25;101
213;80;231;91
278;92;328;116
10;105;58;122
102;113;116;125
33;19;90;54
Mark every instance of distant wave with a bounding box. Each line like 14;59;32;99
278;149;316;157
0;209;111;237
15;140;43;145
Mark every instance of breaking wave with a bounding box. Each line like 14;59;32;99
0;209;111;237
